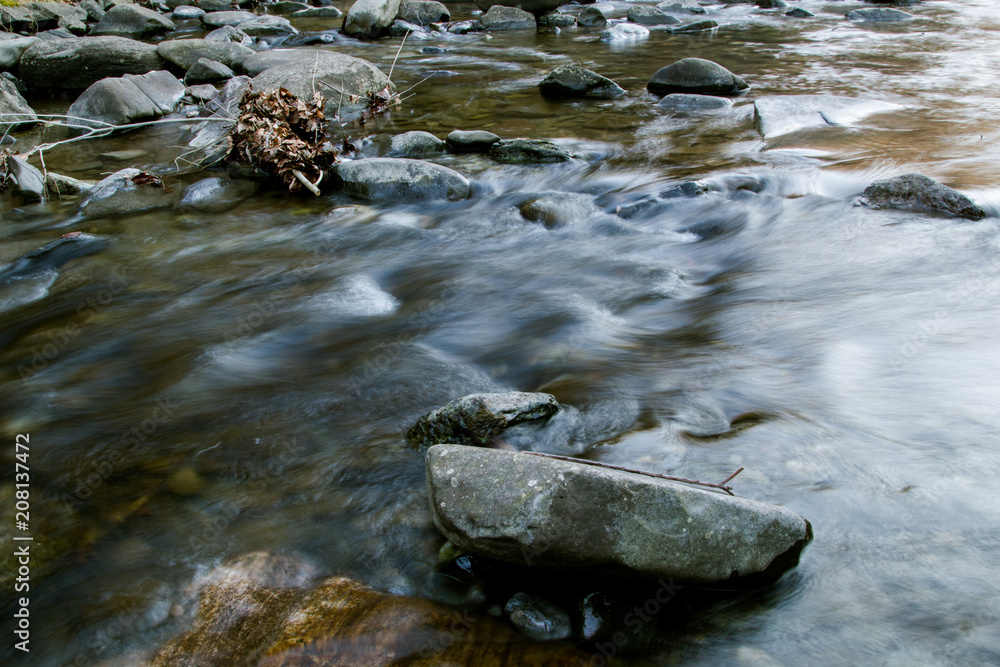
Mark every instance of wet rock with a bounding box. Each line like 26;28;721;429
184;57;233;85
0;2;88;35
445;19;481;34
406;391;559;448
204;25;254;45
600;22;649;42
389;19;427;36
343;0;402;38
846;7;913;21
539;64;624;100
186;83;218;102
753;95;903;138
5;154;45;202
276;30;346;46
476;0;564;16
201;10;255;28
157;39;253;71
292;6;344;18
165;0;232;10
481;5;536;30
537;12;576;27
446;129;500;152
661;180;710;198
67;70;185;129
757;0;787;8
77;168;177;219
334;157;470;202
579;591;611;640
647;57;748;96
0;76;36;135
0;231;108;283
45;172;94;198
489;138;573;164
786;7;814;18
627;6;681;25
427;445;813;583
0;36;39;70
385;130;446;157
172;5;206;20
236;15;297;37
505;592;572;641
250;50;394;119
80;0;105;22
657;92;734;110
860;173;987;220
398;1;449;24
179;176;259;213
656;0;706;13
577;6;608;27
520;193;590;226
90;4;176;38
266;1;310;14
19;36;163;90
151;564;586;666
672;18;718;32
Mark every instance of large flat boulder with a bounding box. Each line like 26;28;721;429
475;0;564;17
753;95;903;138
343;0;401;38
407;392;560;448
67;70;184;128
19;36;163;90
249;50;393;119
156;38;253;71
333;157;470;202
427;445;812;583
647;58;748;96
90;4;176;38
0;76;36;135
860;173;987;220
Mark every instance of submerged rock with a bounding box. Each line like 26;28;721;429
489;138;574;164
753;95;903;138
647;58;748;96
77;168;177;219
539;65;624;100
343;0;402;38
671;19;718;32
19;37;164;90
505;592;572;641
179;177;259;213
860;173;987;220
90;4;176;38
786;7;814;18
846;7;913;21
657;93;734;110
45;172;94;198
481;5;536;30
426;445;813;583
0;231;107;283
334;158;470;202
407;392;560;448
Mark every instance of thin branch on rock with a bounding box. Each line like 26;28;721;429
522;451;745;495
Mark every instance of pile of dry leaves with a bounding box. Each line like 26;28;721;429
227;86;341;194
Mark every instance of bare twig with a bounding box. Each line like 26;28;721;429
292;168;321;196
387;30;409;83
522;451;744;496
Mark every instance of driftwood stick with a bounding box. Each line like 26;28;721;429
522;451;743;496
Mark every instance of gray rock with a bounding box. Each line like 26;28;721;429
397;0;448;24
657;93;734;110
292;7;344;18
156;39;253;71
67;70;184;128
19;37;163;90
600;23;649;42
0;76;36;135
647;57;748;96
656;0;706;13
35;27;78;40
661;180;710;198
626;6;681;25
90;4;175;38
446;129;500;152
537;12;576;27
235;15;296;36
444;20;480;34
204;25;254;45
388;19;426;37
385;130;446;157
201;10;254;28
277;30;346;46
179;176;259;212
0;2;88;35
185;83;218;101
846;8;913;21
757;0;787;8
753;95;902;138
166;0;232;10
240;48;315;75
577;6;607;26
77;168;177;219
5;155;45;202
343;0;402;38
539;65;624;100
785;7;814;18
171;5;206;20
475;0;564;17
80;0;106;22
481;5;536;30
489;138;573;164
249;50;393;118
504;593;572;641
408;392;559;448
426;445;813;583
45;172;94;197
860;173;986;220
184;57;233;84
265;2;310;15
0;36;40;70
334;158;470;202
671;18;718;32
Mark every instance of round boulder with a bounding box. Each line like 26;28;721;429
647;57;748;96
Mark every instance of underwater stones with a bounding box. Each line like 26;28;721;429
860;173;987;220
406;391;560;448
505;592;572;641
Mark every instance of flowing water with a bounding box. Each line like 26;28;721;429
3;0;1000;664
